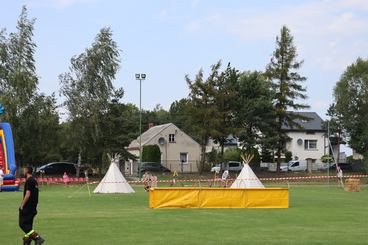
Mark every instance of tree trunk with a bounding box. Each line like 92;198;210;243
220;142;224;159
76;150;82;177
276;141;282;173
200;144;206;174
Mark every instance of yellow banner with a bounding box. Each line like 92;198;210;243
149;188;288;209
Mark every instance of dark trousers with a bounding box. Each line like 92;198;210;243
19;209;37;234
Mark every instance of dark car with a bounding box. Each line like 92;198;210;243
139;162;171;173
35;162;77;176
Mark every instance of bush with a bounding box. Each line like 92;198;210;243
223;148;242;162
261;150;273;163
285;151;292;163
321;154;333;163
142;145;161;163
206;148;221;164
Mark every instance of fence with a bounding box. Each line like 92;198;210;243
124;160;200;176
162;160;199;173
20;175;368;188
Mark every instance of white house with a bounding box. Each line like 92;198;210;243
206;135;239;153
283;112;327;164
127;123;201;173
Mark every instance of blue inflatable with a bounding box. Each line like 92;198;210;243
0;122;19;191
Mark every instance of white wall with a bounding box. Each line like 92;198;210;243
286;131;326;162
145;124;201;172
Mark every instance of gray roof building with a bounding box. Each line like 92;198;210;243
282;112;325;132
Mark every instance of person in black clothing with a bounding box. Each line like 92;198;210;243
19;166;45;245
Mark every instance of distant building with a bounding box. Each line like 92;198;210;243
127;123;201;173
206;135;239;153
283;112;327;163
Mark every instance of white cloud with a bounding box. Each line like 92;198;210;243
55;0;78;7
184;0;368;72
338;0;368;10
26;0;99;9
153;9;168;21
191;0;200;8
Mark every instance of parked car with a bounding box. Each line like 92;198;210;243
226;161;243;171
280;160;307;172
211;161;243;172
211;164;221;173
139;162;171;173
35;162;77;176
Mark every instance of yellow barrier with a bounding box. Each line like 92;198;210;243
149;188;289;209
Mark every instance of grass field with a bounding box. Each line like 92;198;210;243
1;184;367;245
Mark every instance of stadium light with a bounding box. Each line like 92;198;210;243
136;74;146;178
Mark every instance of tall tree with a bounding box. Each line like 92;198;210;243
186;61;222;173
333;57;368;161
325;103;345;168
141;104;170;130
0;6;38;123
16;94;61;164
212;63;238;157
0;6;60;166
100;99;139;160
265;26;309;171
169;98;193;135
60;27;121;168
234;71;276;151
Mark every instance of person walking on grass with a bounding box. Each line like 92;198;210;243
337;166;344;188
19;166;45;245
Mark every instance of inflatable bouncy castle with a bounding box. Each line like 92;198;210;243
0;109;19;191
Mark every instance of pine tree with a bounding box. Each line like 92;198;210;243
265;26;309;172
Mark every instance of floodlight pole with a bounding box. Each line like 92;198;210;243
136;74;146;179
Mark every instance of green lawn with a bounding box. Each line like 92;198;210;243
1;184;367;245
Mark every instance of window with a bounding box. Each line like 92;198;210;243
180;153;188;164
169;134;175;143
291;162;299;167
229;162;240;167
304;140;317;150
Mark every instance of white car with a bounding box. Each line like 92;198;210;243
280;160;307;172
211;161;243;172
211;164;221;173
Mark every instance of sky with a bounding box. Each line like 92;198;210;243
1;0;368;152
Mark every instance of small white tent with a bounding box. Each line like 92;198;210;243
94;154;135;194
230;164;265;188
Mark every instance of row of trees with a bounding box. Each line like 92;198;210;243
6;6;367;172
0;7;311;172
0;7;60;165
177;26;309;172
0;7;167;169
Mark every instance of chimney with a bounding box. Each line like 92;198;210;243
148;123;155;129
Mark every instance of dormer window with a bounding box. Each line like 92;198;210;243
169;134;175;143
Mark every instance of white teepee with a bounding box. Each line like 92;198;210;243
230;153;264;188
94;154;135;193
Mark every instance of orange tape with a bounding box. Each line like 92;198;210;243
18;175;368;185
